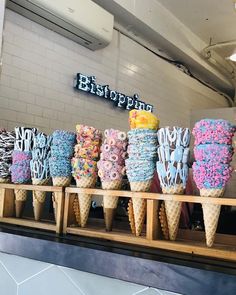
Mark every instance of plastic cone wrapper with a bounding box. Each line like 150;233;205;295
0;130;15;183
15;189;27;218
98;128;127;231
32;178;49;221
162;184;184;241
10;127;37;218
159;202;169;240
52;176;72;218
102;180;122;231
129;179;152;236
30;133;52;221
126;111;159;236
200;188;224;247
156;126;191;241
72;125;102;228
49;130;76;219
75;176;97;227
193;119;236;247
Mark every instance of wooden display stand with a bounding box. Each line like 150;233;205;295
0;183;64;233
63;187;236;262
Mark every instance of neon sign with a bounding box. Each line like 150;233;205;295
74;73;153;112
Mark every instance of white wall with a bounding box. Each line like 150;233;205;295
0;9;228;135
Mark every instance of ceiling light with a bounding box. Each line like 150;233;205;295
228;53;236;62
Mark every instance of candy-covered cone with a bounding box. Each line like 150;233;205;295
200;188;224;247
32;178;49;221
14;189;27;218
102;180;122;231
162;184;184;241
129;180;152;236
76;176;96;227
52;176;71;219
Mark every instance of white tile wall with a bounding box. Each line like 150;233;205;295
0;9;228;134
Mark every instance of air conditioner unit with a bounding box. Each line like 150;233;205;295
7;0;114;50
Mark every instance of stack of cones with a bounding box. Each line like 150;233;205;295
49;130;76;219
97;129;127;231
30;133;52;221
0;129;15;183
126;110;159;236
193;119;236;247
156;127;191;240
10;127;37;218
71;125;101;227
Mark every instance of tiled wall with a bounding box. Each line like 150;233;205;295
0;251;180;295
0;9;228;134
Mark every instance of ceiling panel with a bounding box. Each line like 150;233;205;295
157;0;236;44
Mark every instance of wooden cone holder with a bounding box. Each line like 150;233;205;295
63;187;236;262
0;183;65;234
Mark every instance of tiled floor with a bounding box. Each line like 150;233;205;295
0;251;181;295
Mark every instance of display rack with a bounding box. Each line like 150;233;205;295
63;187;236;262
0;183;64;233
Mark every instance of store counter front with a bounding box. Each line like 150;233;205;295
0;224;236;295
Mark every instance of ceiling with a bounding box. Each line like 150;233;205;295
157;0;236;45
94;0;236;100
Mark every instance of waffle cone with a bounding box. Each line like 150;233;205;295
102;180;122;231
128;199;135;235
14;189;27;218
0;178;10;183
52;176;71;187
52;176;71;219
162;184;184;241
200;188;224;247
129;180;151;236
76;176;96;228
32;178;49;221
159;202;169;240
73;196;80;226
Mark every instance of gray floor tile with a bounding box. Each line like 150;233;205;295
135;288;161;294
0;251;52;283
60;266;147;295
18;265;83;295
137;288;181;295
0;263;17;295
159;291;181;295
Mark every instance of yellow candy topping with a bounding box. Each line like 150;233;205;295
129;110;159;130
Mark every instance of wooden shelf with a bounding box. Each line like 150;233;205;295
66;226;236;261
0;183;65;233
66;186;236;206
63;187;236;262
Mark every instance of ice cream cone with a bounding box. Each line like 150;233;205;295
52;176;71;219
14;189;27;218
162;184;184;241
76;176;96;227
200;188;224;247
32;178;49;221
159;202;169;240
73;196;80;226
0;178;9;183
129;180;152;236
128;199;135;235
102;180;122;231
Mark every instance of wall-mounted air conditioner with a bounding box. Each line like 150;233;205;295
7;0;114;50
